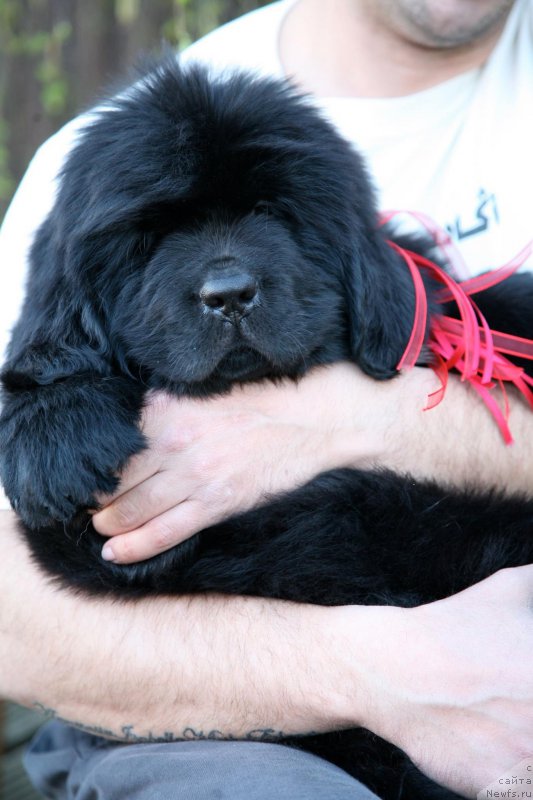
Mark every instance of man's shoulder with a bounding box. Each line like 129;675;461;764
181;0;291;76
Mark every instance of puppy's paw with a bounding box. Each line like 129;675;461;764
0;377;145;528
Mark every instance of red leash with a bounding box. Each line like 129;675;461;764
380;214;533;444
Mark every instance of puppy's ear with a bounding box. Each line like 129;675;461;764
2;217;113;393
346;232;417;380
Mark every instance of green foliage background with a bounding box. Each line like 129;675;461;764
0;0;269;221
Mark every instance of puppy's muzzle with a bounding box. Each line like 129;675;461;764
200;272;258;323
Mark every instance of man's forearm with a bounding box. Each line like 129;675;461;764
3;512;532;798
331;364;533;496
0;511;371;740
79;362;532;566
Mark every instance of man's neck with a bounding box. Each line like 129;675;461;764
279;0;509;98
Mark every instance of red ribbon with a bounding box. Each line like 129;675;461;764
380;214;533;444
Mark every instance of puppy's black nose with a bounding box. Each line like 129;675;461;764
200;273;258;322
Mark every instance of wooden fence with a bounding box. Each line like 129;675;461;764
0;0;268;220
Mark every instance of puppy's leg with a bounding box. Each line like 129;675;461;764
0;349;145;528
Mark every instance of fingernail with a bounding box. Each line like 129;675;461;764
101;543;117;562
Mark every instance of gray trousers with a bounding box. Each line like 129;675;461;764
25;721;382;799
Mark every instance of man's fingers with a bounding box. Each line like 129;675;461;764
100;501;206;564
92;471;190;536
94;393;198;507
93;448;162;509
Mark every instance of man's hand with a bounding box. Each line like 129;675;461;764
357;566;533;798
92;364;388;563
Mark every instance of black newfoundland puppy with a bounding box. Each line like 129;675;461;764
1;61;532;800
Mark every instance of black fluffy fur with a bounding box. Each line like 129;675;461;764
1;61;532;800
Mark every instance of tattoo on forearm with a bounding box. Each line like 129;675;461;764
32;703;314;744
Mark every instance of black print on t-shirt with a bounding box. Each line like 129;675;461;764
446;188;499;241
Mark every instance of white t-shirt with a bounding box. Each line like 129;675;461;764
0;0;532;508
178;0;533;276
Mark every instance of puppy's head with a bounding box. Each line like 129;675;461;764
41;61;416;394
